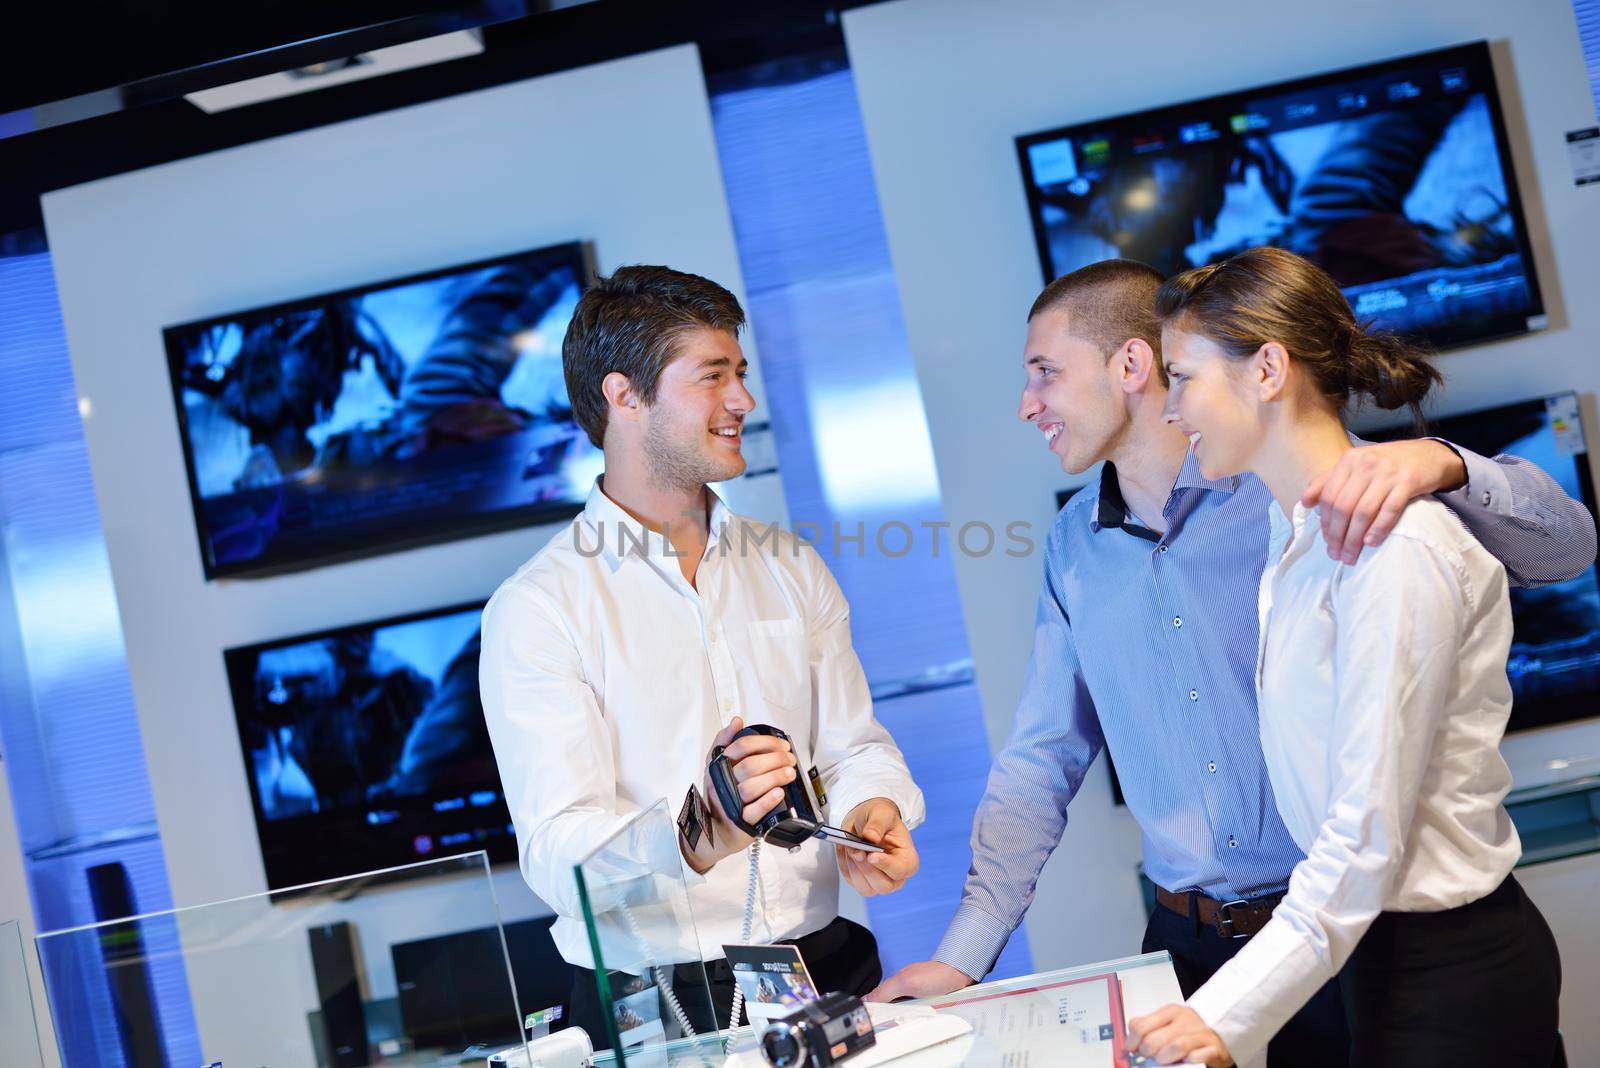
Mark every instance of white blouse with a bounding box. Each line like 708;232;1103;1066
1186;496;1522;1066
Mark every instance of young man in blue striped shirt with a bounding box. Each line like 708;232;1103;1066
870;259;1595;1066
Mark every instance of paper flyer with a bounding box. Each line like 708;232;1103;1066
933;972;1137;1066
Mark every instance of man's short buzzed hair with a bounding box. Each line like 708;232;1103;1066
1028;259;1168;385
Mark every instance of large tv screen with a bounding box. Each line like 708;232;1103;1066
1017;42;1544;349
1368;392;1600;733
225;602;516;889
166;242;596;579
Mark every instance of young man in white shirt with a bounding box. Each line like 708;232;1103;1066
479;265;925;1046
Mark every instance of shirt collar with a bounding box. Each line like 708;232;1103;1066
1089;453;1239;541
706;489;734;549
1268;498;1320;566
581;477;733;560
1172;449;1240;494
1090;462;1163;542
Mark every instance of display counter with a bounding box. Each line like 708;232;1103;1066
24;803;1180;1068
573;803;1180;1068
588;952;1180;1068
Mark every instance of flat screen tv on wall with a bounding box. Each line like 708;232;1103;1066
224;601;516;889
165;242;595;579
1017;41;1544;351
1368;392;1600;734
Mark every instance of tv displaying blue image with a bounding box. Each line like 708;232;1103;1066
1369;392;1600;733
1018;42;1544;349
166;242;596;578
225;601;514;889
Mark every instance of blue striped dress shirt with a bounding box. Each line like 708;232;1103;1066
933;444;1597;980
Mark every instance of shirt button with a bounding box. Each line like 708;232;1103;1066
1480;490;1492;507
1172;616;1183;628
722;698;733;712
1227;836;1238;848
709;631;719;645
1158;544;1169;554
1189;689;1199;701
1207;761;1217;773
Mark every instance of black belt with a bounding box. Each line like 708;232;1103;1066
1156;885;1284;939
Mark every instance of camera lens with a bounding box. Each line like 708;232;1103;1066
760;1022;807;1067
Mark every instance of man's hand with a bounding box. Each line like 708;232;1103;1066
866;960;973;1003
1127;1004;1234;1067
835;797;918;897
680;717;798;874
1301;439;1467;564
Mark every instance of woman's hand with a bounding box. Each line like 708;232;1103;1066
1127;1004;1234;1066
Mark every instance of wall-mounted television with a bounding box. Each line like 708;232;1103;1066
1017;41;1544;350
166;242;595;579
1368;392;1599;733
225;602;516;889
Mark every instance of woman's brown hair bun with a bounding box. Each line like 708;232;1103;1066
1154;246;1439;420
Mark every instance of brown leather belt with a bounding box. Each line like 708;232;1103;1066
1155;886;1283;939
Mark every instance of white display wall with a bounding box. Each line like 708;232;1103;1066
41;43;766;1061
844;0;1600;1046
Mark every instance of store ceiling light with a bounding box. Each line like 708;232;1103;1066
183;28;485;113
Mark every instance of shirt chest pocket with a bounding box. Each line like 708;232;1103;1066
743;618;811;724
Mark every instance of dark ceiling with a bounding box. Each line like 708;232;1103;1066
1;0;879;238
4;1;490;115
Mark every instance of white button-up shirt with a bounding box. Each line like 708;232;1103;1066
480;480;925;969
1187;497;1521;1066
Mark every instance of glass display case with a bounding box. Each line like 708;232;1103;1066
1;918;47;1068
572;801;1183;1068
35;851;529;1068
576;800;726;1066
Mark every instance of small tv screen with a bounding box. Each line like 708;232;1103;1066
166;242;596;578
1368;392;1600;733
391;917;572;1052
225;602;516;889
1017;42;1544;349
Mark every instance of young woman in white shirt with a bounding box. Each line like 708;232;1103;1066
1127;246;1562;1068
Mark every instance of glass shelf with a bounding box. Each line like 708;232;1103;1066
35;851;527;1068
1507;774;1600;867
1;919;47;1068
575;800;725;1067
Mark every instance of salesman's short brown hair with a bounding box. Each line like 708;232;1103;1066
562;265;746;447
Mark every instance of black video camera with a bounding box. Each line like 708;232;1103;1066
707;725;884;853
759;992;876;1068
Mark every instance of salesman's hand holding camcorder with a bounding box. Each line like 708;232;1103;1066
681;717;919;898
683;716;801;873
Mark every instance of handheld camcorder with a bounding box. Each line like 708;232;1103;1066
759;992;876;1068
708;725;884;853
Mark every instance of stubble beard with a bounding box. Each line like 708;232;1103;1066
643;416;744;493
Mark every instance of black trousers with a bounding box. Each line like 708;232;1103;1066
567;916;881;1051
1143;897;1350;1068
1341;875;1561;1068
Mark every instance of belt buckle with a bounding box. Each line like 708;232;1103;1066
1216;899;1252;940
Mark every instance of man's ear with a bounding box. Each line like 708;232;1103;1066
602;371;641;424
1117;337;1158;394
1255;342;1289;402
